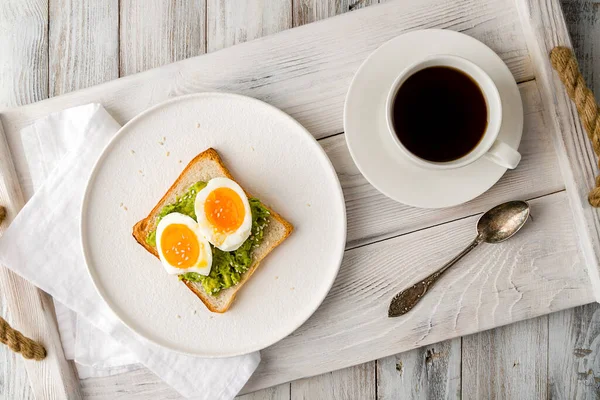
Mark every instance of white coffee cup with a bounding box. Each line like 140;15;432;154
385;55;521;170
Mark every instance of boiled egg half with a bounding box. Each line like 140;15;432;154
194;177;252;251
155;213;212;275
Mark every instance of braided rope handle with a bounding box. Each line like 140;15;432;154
0;316;46;360
0;206;46;360
550;47;600;206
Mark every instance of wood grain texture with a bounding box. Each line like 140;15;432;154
292;0;377;25
0;2;42;390
205;2;294;398
0;0;598;398
0;0;81;399
207;0;292;52
0;125;82;399
49;0;119;96
0;0;535;168
244;192;593;392
462;317;548;399
377;338;461;399
0;0;48;107
549;304;600;399
561;0;600;101
290;362;375;400
238;384;290;400
119;0;206;76
547;4;600;399
516;0;600;301
80;367;180;399
46;0;120;393
288;2;382;398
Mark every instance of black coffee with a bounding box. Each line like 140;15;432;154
391;66;488;162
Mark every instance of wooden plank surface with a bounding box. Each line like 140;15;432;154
548;305;600;398
0;1;82;399
292;0;377;24
0;0;47;396
237;385;290;400
49;0;119;96
462;317;548;399
244;191;593;392
517;0;600;298
546;1;600;398
207;0;292;52
205;3;294;399
0;0;599;399
119;0;206;76
0;0;535;197
377;338;461;399
290;363;376;399
289;3;379;397
0;0;48;106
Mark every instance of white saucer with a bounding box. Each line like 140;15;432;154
344;29;523;208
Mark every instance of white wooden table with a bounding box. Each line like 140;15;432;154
1;0;600;399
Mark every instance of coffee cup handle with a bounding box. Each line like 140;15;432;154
484;140;521;169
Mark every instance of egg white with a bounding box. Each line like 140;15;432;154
194;177;252;252
155;213;213;275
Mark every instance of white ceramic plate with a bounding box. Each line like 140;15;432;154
344;29;524;208
81;93;346;357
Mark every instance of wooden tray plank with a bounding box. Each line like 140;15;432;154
0;0;532;201
0;121;81;398
243;191;594;392
516;0;600;301
0;0;596;396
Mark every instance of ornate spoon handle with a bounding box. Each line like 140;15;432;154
388;236;483;317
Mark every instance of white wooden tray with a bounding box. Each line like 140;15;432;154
0;0;598;396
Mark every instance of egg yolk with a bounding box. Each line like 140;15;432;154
204;187;246;234
160;224;202;269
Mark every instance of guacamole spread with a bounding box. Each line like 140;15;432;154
146;182;270;296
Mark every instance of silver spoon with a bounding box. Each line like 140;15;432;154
388;200;530;318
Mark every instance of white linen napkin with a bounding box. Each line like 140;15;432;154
0;104;260;399
19;103;139;377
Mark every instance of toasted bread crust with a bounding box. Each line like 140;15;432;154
132;148;293;313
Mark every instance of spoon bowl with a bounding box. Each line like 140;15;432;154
478;200;530;243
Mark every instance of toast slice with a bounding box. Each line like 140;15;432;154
132;148;293;313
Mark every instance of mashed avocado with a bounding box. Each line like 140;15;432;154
145;181;206;247
146;182;270;296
